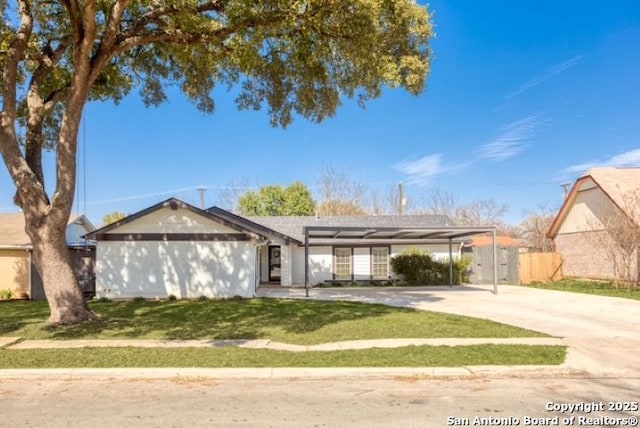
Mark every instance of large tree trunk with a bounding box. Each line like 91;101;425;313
26;214;98;325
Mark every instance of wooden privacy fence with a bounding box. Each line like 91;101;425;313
519;252;563;284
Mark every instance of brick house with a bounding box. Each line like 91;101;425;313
547;167;640;281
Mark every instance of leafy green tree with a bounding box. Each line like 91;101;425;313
102;211;127;226
0;0;433;324
238;182;315;216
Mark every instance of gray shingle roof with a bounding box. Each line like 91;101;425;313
246;214;455;243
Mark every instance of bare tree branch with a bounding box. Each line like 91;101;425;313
586;190;640;288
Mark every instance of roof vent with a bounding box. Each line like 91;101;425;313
169;200;179;210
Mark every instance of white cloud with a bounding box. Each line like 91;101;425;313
505;54;585;100
478;115;542;161
394;154;448;186
564;148;640;173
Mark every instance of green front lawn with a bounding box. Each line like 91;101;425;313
524;279;640;301
0;345;566;368
1;298;548;345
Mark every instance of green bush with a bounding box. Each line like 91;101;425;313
390;249;471;285
0;289;13;300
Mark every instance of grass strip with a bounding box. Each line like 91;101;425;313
0;345;566;368
524;279;640;301
0;299;548;344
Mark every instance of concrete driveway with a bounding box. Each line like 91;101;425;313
261;285;640;375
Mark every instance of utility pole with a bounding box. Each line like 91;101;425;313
398;182;405;216
197;186;206;209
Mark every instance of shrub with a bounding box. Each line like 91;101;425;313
167;294;178;301
0;289;13;300
132;296;146;302
197;295;208;302
94;296;111;303
390;249;472;286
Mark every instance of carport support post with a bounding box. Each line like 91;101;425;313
304;228;309;298
492;228;498;294
448;238;453;287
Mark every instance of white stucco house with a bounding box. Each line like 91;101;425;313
86;198;495;299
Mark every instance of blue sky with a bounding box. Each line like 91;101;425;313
1;0;639;225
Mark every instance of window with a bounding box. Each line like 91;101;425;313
371;247;389;279
334;248;352;280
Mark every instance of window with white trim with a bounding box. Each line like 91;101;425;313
334;248;352;280
371;247;389;279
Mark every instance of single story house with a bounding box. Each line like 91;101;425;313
547;167;640;281
0;213;96;299
87;198;498;299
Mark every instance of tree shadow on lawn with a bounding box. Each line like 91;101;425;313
0;301;50;336
41;298;403;340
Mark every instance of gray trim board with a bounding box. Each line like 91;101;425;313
96;233;252;241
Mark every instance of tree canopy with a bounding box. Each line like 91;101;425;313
0;0;433;324
238;182;315;216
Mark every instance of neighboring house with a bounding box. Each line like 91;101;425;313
0;213;96;299
547;167;640;281
0;213;32;298
87;198;495;300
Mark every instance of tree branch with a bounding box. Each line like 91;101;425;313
1;0;33;120
61;0;83;47
94;0;132;63
24;39;71;169
124;1;225;38
51;0;98;220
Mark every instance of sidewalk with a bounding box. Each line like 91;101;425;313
1;337;564;351
0;335;600;380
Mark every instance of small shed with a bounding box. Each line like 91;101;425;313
463;235;521;285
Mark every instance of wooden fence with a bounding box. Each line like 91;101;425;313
519;252;563;284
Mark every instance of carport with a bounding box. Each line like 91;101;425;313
303;225;498;297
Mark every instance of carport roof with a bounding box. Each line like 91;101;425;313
303;225;496;244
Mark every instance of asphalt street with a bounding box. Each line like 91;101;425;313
1;376;639;427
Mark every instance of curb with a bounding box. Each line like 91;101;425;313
0;366;598;381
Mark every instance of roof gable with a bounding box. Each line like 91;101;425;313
548;167;640;237
87;198;274;241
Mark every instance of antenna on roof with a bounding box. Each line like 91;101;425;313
561;182;571;198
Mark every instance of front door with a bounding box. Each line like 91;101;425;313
268;246;281;282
